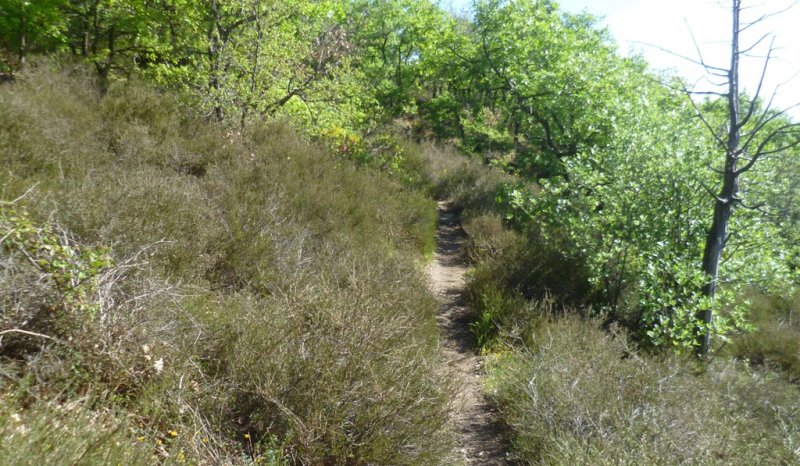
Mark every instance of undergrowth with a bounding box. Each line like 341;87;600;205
484;315;800;465
0;62;454;465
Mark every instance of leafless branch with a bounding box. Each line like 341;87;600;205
738;32;772;55
738;37;775;128
736;122;800;174
681;82;728;149
739;1;797;32
686;18;712;69
1;183;39;205
633;41;729;73
698;178;723;201
740;102;800;151
706;162;724;175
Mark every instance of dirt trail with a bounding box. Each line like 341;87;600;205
429;202;509;465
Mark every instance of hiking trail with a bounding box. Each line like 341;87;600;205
429;201;509;465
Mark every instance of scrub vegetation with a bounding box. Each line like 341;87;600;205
1;0;800;464
1;66;451;465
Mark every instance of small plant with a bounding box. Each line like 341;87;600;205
318;126;369;163
469;286;503;349
1;202;112;318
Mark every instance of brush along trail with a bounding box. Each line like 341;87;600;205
429;202;509;465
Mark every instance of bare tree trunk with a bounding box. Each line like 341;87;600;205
19;12;26;66
208;0;224;122
698;0;742;356
686;0;800;356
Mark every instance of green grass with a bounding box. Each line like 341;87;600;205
0;61;454;465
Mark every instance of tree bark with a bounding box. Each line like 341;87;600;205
19;11;26;66
697;0;741;356
208;0;224;121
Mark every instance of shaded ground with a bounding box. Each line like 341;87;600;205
429;202;509;465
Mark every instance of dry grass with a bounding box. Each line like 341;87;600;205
727;289;800;381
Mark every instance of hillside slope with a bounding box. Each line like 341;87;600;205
0;64;456;465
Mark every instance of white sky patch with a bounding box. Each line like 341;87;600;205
561;0;800;119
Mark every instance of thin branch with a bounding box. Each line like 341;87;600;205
752;136;800;157
739;2;797;32
740;103;800;151
1;183;39;205
685;89;728;97
0;328;63;343
685;18;719;72
738;38;775;128
739;200;771;214
737;31;772;55
681;82;728;149
706;162;724;175
736;123;800;174
635;40;728;73
698;178;723;202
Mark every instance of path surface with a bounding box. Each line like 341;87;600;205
429;202;509;465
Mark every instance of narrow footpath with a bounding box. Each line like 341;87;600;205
428;202;509;465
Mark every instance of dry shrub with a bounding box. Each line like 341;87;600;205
728;289;800;381
410;141;513;211
174;251;453;464
486;315;800;465
0;62;454;464
462;212;519;265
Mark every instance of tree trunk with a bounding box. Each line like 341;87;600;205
208;0;224;122
19;12;26;66
698;181;735;354
697;0;741;356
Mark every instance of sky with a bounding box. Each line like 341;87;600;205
444;0;800;119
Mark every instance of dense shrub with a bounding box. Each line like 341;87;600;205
0;63;454;464
728;289;800;381
408;141;512;212
486;315;800;465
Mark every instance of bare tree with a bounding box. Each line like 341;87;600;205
687;0;800;356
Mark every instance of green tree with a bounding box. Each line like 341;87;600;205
0;0;67;72
348;0;454;115
470;0;625;176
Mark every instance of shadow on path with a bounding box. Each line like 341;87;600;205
429;202;510;465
